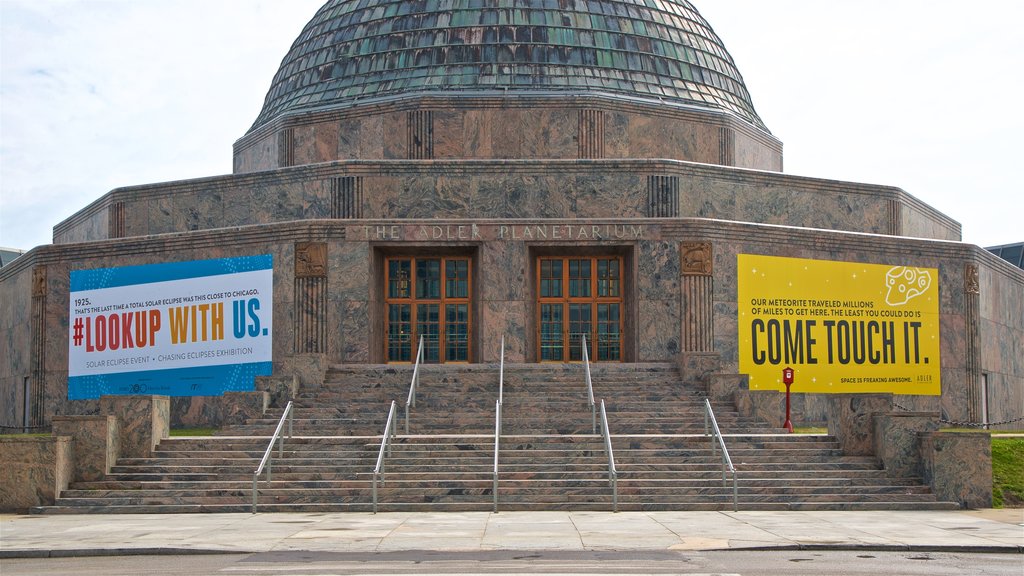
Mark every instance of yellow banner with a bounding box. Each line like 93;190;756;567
737;255;941;395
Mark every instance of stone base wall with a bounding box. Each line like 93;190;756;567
921;431;992;509
0;436;73;512
51;415;118;482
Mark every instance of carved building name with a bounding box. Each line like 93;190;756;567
361;223;646;242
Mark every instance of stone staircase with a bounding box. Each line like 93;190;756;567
34;363;958;513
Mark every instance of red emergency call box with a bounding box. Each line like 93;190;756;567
782;367;794;385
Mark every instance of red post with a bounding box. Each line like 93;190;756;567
782;367;794;433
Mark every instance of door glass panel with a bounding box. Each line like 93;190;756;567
540;259;562;298
568;303;592;361
445;304;469;362
416;259;441;299
597;258;620;297
446;260;469;298
387;304;412;362
540;304;564;361
388;260;412;298
597;303;621;361
568;259;591;298
417;304;440;363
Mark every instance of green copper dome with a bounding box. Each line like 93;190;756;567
250;0;767;133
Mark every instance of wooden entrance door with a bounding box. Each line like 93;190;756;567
537;256;623;362
385;257;471;363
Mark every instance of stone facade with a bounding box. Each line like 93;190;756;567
1;0;1022;437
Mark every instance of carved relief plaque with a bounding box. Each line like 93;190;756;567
32;266;47;297
965;263;980;295
295;242;328;278
681;242;713;276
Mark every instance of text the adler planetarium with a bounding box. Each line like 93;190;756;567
361;223;646;241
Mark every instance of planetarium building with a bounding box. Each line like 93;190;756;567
2;0;1022;441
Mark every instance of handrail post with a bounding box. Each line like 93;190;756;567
494;336;505;513
405;336;424;434
374;400;398;514
599;400;617;512
703;398;738;511
582;334;596;434
252;400;295;514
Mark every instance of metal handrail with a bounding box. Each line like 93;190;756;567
404;336;425;434
581;334;596;434
373;400;399;514
251;400;294;513
703;398;738;511
493;399;501;512
599;399;618;512
494;336;505;512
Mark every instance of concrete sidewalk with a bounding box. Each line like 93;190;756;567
1;509;1021;558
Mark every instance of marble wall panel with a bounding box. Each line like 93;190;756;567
939;313;968;370
433;109;465;158
222;184;256;228
566;173;645;219
920;431;992;509
537;109;576;158
338;118;361;159
462;110;493;157
636;241;680;300
482;300;527;363
491;110;525;159
363;175;400;218
256;375;299;409
172;396;224;428
234;132;278;174
51;415;118;482
480;242;528;302
382;113;404;159
292;121;339;166
222;391;269;425
637;299;680;362
903;203;961;241
0;437;73;511
274;354;328;390
733;388;784;427
937;366;970;424
733;128;783;172
301;179;332;219
339;300;371;363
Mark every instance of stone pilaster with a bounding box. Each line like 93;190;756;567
964;263;982;424
680;242;713;352
295;242;328;354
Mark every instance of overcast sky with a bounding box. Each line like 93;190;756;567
2;0;1021;252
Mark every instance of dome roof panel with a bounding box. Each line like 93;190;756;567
249;0;768;133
